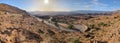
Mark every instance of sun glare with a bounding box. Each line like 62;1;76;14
44;0;49;4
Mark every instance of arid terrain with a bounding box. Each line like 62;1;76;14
0;3;120;43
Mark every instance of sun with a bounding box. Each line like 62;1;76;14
44;0;49;4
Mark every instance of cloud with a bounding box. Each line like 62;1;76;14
92;0;108;7
80;0;108;10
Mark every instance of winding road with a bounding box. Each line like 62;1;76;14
37;17;79;32
31;15;86;32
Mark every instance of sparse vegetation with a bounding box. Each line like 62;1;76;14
47;29;55;35
98;22;110;26
89;24;95;29
67;24;74;29
88;24;100;30
71;38;80;43
30;23;34;25
54;22;59;27
96;18;101;20
114;16;120;19
38;29;44;34
106;17;109;19
51;18;57;22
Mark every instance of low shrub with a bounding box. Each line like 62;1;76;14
71;38;81;43
98;22;110;27
67;24;74;29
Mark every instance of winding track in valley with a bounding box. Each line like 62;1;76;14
31;15;82;32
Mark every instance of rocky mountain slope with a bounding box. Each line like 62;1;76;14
0;3;27;14
0;3;84;43
0;3;120;43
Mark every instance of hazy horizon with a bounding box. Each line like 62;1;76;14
0;0;120;11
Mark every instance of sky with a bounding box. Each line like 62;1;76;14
0;0;120;11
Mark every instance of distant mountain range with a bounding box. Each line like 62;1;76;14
29;10;112;16
71;10;111;14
